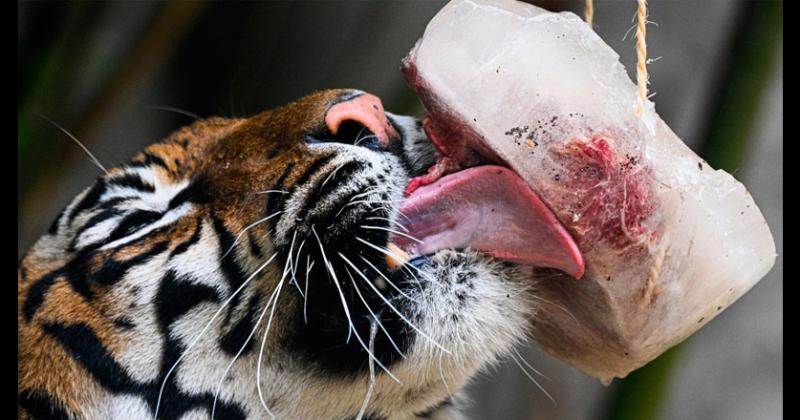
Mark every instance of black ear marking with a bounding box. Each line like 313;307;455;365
107;173;156;193
67;180;107;225
129;152;169;170
48;205;69;235
168;180;211;209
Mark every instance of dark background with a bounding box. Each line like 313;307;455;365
19;1;782;418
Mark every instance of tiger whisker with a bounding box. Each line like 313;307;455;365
397;264;425;292
509;352;557;406
351;126;368;147
144;104;200;120
344;199;384;209
437;351;454;400
349;187;383;201
359;224;423;244
327;257;396;379
528;294;582;328
290;237;307;298
256;254;293;418
343;265;406;358
37;113;109;175
154;251;279;419
339;252;450;355
358;256;418;303
354;235;424;291
304;256;314;325
354;134;378;146
368;204;411;224
355;318;379;420
512;348;550;381
364;216;409;232
320;161;347;189
255;189;290;195
335;190;387;218
354;236;435;286
349;198;395;205
353;130;377;147
449;323;469;377
390;206;412;223
285;230;303;298
334;195;371;217
312;227;402;383
211;275;285;419
221;211;283;260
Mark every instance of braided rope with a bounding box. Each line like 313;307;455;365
584;0;594;26
635;0;648;116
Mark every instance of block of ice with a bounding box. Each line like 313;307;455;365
401;0;776;381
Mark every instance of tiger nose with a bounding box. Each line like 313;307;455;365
325;91;400;149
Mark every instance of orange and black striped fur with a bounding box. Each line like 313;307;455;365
19;89;537;419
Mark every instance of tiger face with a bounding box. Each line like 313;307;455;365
19;89;538;419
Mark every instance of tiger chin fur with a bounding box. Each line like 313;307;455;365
18;89;540;420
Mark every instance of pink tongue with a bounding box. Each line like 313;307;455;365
395;165;585;278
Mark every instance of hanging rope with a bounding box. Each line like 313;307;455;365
584;0;650;117
584;0;594;26
635;0;648;116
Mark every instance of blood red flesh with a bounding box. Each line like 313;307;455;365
548;137;657;251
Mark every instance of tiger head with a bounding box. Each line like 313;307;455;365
19;89;538;419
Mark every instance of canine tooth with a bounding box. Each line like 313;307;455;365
385;243;411;270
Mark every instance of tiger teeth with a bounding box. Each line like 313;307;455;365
385;242;411;271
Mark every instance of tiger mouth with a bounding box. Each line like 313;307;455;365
388;117;585;279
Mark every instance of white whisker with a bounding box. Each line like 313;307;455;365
256;189;290;195
339;252;450;355
358;256;418;303
438;351;453;399
304;256;314;325
364;216;409;232
354;134;378;147
349;187;383;201
343;199;391;211
512;348;550;381
343;265;406;358
351;126;368;147
355;318;379;420
510;353;557;406
312;227;402;384
360;224;423;244
285;230;302;298
354;237;436;285
290;238;306;297
529;294;581;328
222;211;283;259
154;251;279;419
145;104;200;120
211;277;284;419
37;113;109;175
256;256;292;418
320;161;347;189
352;126;374;147
389;206;412;223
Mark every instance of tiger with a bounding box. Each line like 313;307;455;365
19;89;540;419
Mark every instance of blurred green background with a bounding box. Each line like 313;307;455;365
18;1;782;419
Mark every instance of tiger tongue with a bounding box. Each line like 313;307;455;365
394;165;585;278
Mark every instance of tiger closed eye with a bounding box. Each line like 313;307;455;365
108;210;162;241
